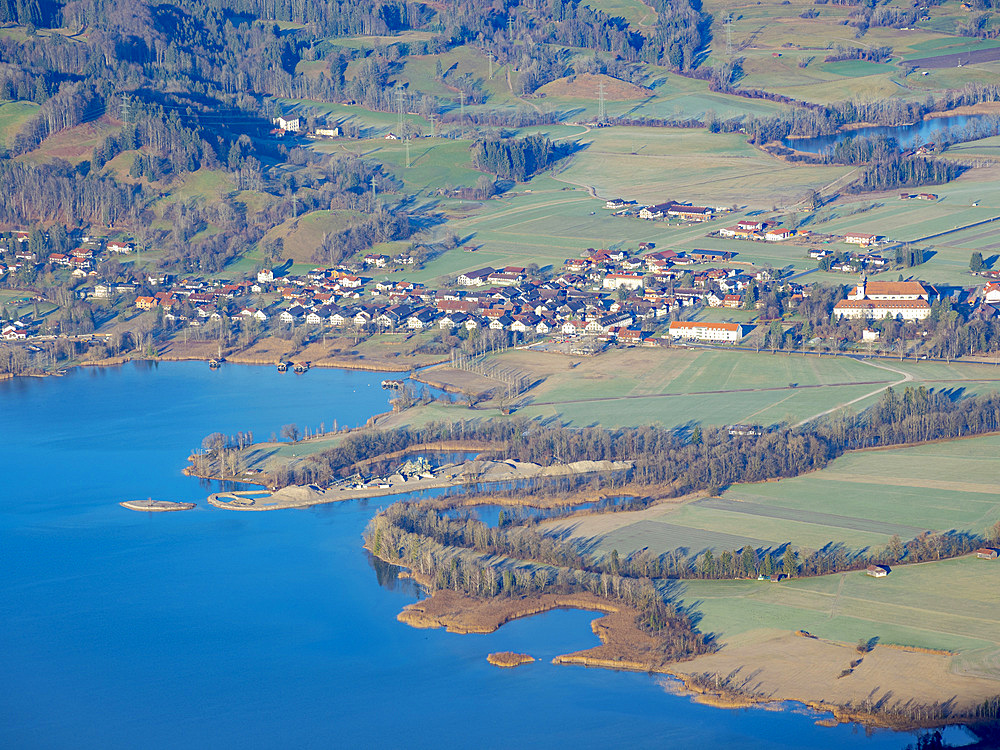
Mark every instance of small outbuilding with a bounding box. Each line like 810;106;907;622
865;564;889;578
975;548;999;560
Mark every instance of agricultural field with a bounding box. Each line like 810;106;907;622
547;431;1000;562
696;0;1000;101
681;555;1000;656
550;126;852;208
390;347;1000;431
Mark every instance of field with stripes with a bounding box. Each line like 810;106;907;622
546;432;1000;558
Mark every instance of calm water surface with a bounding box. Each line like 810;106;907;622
784;114;982;155
0;362;966;748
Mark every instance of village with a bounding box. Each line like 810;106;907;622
0;199;996;361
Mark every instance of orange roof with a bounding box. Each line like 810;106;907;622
863;281;927;296
669;321;740;331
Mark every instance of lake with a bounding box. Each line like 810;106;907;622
0;362;970;748
783;114;983;155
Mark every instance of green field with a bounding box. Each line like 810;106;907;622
564;430;1000;563
0;100;38;146
552;126;851;208
583;0;656;31
312;137;486;194
389;347;1000;432
682;555;1000;654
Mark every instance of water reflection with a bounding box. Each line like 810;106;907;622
366;550;420;597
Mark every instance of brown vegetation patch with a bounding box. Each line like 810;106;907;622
536;73;650;101
487;651;535;668
398;590;691;671
664;629;1000;729
21;114;120;163
412;366;504;396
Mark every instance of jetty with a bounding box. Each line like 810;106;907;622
120;499;195;512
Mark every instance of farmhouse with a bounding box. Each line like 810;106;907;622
737;220;765;231
639;202;677;219
668;205;714;222
976;548;999;559
844;232;878;246
719;226;753;239
689;249;737;263
605;198;634;209
668;320;750;342
765;228;794;242
457;268;494;286
866;565;889;578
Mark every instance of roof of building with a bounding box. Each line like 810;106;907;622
669;321;742;331
863;281;928;296
834;298;930;309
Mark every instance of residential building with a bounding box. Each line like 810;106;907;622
668;321;750;342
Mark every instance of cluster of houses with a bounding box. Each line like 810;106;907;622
605;198;719;222
74;241;795;346
272;115;343;139
0;232;135;279
718;219;795;243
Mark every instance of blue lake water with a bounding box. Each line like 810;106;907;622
783;114;982;155
0;361;968;748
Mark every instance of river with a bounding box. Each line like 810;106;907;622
783;114;984;155
0;362;973;748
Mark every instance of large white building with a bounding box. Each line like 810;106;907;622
668;320;751;342
603;273;645;291
834;277;933;321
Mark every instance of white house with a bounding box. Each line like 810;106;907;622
274;116;300;132
257;268;274;283
765;228;794;242
602;273;645;291
844;232;878;246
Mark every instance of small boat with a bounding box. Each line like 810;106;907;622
277;361;288;372
381;379;404;389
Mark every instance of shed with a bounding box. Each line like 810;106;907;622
865;564;889;578
975;548;999;560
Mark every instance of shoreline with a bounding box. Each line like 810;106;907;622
202;458;633;510
386;573;1000;732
